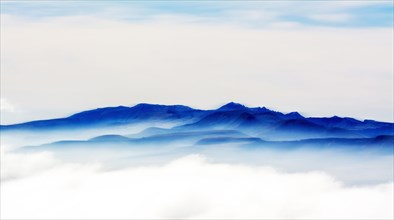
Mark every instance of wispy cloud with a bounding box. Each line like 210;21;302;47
308;13;353;23
1;1;392;28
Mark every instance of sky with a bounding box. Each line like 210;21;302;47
1;1;393;124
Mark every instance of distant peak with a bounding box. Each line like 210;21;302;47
132;103;194;111
133;103;160;108
286;111;304;119
329;116;343;121
218;102;247;111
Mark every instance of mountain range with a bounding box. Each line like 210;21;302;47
2;102;393;150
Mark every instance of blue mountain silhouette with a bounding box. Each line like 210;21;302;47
2;103;393;141
25;131;393;152
1;104;207;130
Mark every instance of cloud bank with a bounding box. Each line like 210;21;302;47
1;153;393;219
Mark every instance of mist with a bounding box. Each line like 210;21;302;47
1;127;393;219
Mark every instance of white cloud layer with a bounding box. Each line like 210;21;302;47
1;15;393;123
1;153;393;219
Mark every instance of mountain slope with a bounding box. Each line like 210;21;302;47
1;103;393;141
0;104;207;130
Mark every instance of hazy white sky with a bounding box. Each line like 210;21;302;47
1;1;393;124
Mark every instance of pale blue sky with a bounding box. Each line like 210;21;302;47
1;1;393;28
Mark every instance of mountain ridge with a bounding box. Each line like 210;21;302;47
1;103;393;140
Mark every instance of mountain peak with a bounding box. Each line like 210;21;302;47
133;103;162;108
132;103;194;111
285;112;304;119
218;102;247;111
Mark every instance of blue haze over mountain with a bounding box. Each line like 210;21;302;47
2;102;393;151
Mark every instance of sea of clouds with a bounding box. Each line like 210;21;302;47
1;141;393;219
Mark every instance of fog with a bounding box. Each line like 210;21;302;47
0;121;181;152
1;128;393;219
